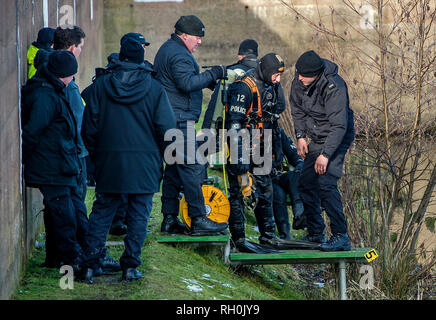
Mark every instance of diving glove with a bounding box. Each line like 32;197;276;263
238;172;255;198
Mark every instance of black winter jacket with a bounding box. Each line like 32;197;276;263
21;66;80;187
81;60;176;194
153;33;217;124
290;59;354;158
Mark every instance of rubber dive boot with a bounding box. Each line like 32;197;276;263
233;238;282;254
277;223;292;240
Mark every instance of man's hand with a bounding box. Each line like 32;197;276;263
297;138;308;159
314;154;329;175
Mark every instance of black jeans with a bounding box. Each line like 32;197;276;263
299;143;349;235
82;192;153;270
161;122;206;218
39;185;87;265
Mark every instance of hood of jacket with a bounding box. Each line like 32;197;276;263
320;59;338;79
102;60;153;104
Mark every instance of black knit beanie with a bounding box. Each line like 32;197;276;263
119;38;144;64
295;50;324;77
175;15;205;37
37;27;55;46
47;50;78;78
259;53;285;84
238;39;258;57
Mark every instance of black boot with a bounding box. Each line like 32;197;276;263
122;268;143;282
100;254;121;273
319;233;351;251
109;222;127;236
161;215;188;234
190;215;228;236
302;233;327;244
77;268;94;284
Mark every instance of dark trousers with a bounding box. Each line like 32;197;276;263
82;192;153;270
39;185;87;265
161;123;206;218
299;144;349;235
85;155;95;185
77;157;88;201
161;163;206;217
272;170;301;229
111;194;128;227
42;159;89;266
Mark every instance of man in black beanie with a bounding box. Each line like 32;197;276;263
28;25;94;271
21;50;85;270
223;52;291;253
154;15;228;236
79;37;176;283
289;50;355;251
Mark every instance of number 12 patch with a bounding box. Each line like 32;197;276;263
364;249;379;262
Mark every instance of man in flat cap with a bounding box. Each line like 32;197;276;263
154;15;228;236
289;50;355;251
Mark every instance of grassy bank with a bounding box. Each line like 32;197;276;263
13;185;324;300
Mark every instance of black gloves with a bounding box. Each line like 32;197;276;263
209;65;227;81
207;80;217;91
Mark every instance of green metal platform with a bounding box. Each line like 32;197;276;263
229;248;370;265
157;234;229;245
228;247;375;300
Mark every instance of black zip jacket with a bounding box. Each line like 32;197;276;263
21;65;80;187
153;33;217;123
290;59;354;158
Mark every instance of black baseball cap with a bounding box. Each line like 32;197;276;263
120;32;150;46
